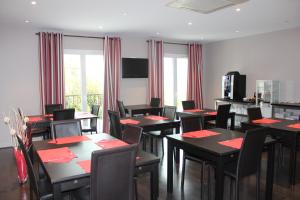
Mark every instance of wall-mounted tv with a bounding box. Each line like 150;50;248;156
122;58;148;78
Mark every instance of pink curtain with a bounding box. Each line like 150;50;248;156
103;36;121;133
148;40;164;106
38;32;64;113
187;43;203;109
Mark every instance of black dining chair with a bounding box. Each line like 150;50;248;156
224;128;267;200
82;105;100;134
45;104;63;114
143;106;177;156
150;98;160;107
16;136;54;200
117;100;127;118
53;108;75;121
180;115;207;199
182;100;195;110
51;119;82;139
247;107;263;122
108;110;123;139
206;104;231;129
73;144;137;200
122;125;143;145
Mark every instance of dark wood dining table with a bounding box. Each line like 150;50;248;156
33;134;160;200
125;104;163;116
176;108;236;130
242;118;300;186
166;128;276;200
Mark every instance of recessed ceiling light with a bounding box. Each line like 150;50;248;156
188;22;192;26
24;20;31;23
235;8;241;12
31;1;37;5
235;30;240;33
98;26;103;29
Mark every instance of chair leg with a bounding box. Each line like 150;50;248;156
256;168;261;200
155;138;158;156
208;165;211;200
235;179;239;200
200;163;204;200
142;135;147;151
230;178;234;200
161;137;165;157
181;154;186;189
134;177;138;200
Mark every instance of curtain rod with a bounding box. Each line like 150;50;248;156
147;40;188;46
35;33;104;39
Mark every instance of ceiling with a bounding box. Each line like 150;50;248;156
1;0;300;42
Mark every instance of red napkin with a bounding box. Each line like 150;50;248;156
182;130;220;138
28;116;44;123
184;109;203;112
204;111;217;115
218;138;244;149
288;123;300;129
96;139;128;149
252;118;281;124
37;147;76;163
144;115;169;121
48;135;90;145
120;119;141;125
77;160;91;173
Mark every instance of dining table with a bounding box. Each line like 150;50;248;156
166;128;276;200
242;118;300;186
176;108;236;130
33;133;160;200
125;104;163;116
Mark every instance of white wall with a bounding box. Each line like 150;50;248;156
203;27;300;108
0;24;40;147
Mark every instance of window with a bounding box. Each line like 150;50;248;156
64;50;104;118
163;55;188;110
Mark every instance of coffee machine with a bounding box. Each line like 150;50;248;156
222;71;246;101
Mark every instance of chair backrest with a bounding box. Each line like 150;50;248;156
45;104;63;114
163;106;177;120
150;98;160;107
90;105;100;130
53;108;75;121
237;128;267;179
107;110;122;139
16;136;40;199
247;107;263;122
122;125;143;145
182;100;195;110
90;144;137;200
117;100;127;118
181;116;202;133
216;104;231;129
51;119;82;139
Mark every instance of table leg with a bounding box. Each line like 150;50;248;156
289;139;297;186
167;139;174;193
150;164;159;200
266;143;275;200
53;183;62;200
215;158;225;200
230;114;235;130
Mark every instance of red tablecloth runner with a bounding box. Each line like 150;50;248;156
96;139;128;149
77;160;91;173
37;147;76;163
48;135;90;145
218;138;244;149
182;130;220;138
204;111;217;115
288;123;300;129
252;118;281;124
183;109;203;112
120;119;141;125
144;115;169;120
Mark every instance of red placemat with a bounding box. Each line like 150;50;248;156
204;111;217;115
144;115;169;121
77;160;91;173
183;109;203;112
48;135;90;145
96;139;128;149
218;138;244;149
252;118;281;124
120;119;141;125
28;116;44;123
37;147;76;163
182;130;220;138
288;123;300;129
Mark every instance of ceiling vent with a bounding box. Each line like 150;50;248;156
167;0;249;14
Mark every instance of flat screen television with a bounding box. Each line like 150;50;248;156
122;58;148;78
